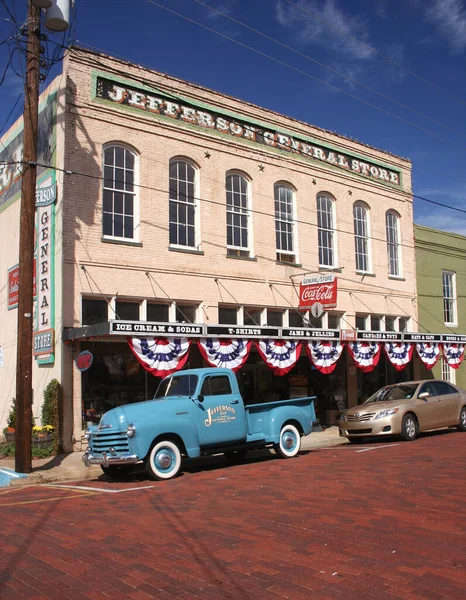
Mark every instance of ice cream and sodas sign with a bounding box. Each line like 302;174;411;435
299;274;338;308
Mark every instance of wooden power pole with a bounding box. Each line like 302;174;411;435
15;1;41;474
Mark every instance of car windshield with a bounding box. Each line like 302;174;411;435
365;384;419;403
154;375;198;399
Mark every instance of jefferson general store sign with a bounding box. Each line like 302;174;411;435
95;75;401;186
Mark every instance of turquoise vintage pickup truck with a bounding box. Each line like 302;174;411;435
83;367;316;480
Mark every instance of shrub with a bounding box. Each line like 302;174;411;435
41;379;61;454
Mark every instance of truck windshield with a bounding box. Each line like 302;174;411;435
154;375;198;399
364;383;418;403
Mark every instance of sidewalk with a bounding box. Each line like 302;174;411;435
0;426;347;487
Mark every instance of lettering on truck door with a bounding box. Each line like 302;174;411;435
195;375;247;446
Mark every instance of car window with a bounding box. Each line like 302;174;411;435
201;376;232;396
419;382;438;397
154;375;198;398
365;384;418;403
435;381;456;395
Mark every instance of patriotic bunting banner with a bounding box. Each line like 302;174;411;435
384;342;413;371
128;337;190;377
347;342;381;373
416;342;440;369
256;339;302;376
197;338;251;372
306;340;343;374
442;343;465;369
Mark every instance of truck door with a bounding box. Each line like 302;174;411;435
195;374;247;447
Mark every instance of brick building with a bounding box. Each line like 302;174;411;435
1;47;426;450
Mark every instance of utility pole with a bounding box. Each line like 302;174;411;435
15;1;41;474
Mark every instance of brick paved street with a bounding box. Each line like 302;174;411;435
1;430;465;600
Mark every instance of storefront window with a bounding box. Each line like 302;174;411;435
289;311;305;327
398;317;409;332
356;314;368;330
385;316;396;331
267;310;283;327
219;306;238;324
327;313;341;329
115;301;140;321
82;298;108;325
147;303;169;322
309;314;322;328
371;315;381;331
244;308;262;326
176;304;197;323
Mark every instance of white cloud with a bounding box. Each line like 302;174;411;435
415;211;466;236
424;0;466;54
275;0;374;60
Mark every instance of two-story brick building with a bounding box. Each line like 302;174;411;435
1;47;425;449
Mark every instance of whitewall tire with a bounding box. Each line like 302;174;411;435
146;440;182;480
274;424;301;458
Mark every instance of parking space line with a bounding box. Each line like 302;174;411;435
44;484;155;493
0;491;102;507
356;444;399;452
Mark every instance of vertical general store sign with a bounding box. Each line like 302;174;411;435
33;177;56;363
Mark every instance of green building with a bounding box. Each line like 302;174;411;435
415;224;466;388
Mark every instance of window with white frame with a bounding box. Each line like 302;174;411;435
386;211;401;276
317;194;336;267
169;159;197;248
353;202;370;272
441;358;456;384
226;173;251;256
103;145;137;239
275;183;295;263
442;271;457;325
356;314;368;330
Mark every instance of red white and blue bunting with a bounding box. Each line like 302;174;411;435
442;343;465;369
347;342;381;373
416;342;441;369
128;337;191;377
197;338;251;372
256;339;302;376
306;340;343;374
384;342;414;371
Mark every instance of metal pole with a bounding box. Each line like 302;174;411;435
15;1;41;474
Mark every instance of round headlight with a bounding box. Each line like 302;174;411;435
126;423;136;438
84;427;92;440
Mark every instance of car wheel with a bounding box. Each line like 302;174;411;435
458;407;466;432
347;437;365;444
274;424;301;458
145;440;182;480
225;449;248;462
100;465;134;479
401;414;417;441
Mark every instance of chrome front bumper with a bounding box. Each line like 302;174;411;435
82;449;139;468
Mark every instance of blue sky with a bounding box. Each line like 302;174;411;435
1;0;466;234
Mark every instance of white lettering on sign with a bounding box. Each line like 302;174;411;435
301;285;335;302
97;78;401;187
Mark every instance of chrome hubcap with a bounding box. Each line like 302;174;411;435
156;450;172;469
283;433;295;449
461;411;466;426
406;418;416;438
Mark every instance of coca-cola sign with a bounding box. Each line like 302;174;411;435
299;274;337;308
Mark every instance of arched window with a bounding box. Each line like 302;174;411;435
317;194;336;267
353;202;370;272
169;159;197;248
103;145;137;239
275;183;296;263
386;211;401;276
226;172;251;257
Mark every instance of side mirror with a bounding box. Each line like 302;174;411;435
197;394;204;403
418;391;430;399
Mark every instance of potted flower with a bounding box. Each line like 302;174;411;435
3;398;16;442
32;425;55;448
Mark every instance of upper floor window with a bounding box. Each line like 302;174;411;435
82;297;109;325
274;183;295;263
317;194;336;267
443;271;457;325
386;211;401;276
226;172;251;257
169;159;198;248
353;202;370;272
103;145;137;240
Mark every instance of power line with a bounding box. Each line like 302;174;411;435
5;159;464;257
144;0;464;149
191;0;466;142
284;0;466;108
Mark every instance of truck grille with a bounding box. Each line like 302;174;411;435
91;430;129;455
347;413;375;422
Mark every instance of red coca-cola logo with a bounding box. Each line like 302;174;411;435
299;280;338;307
76;351;94;372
